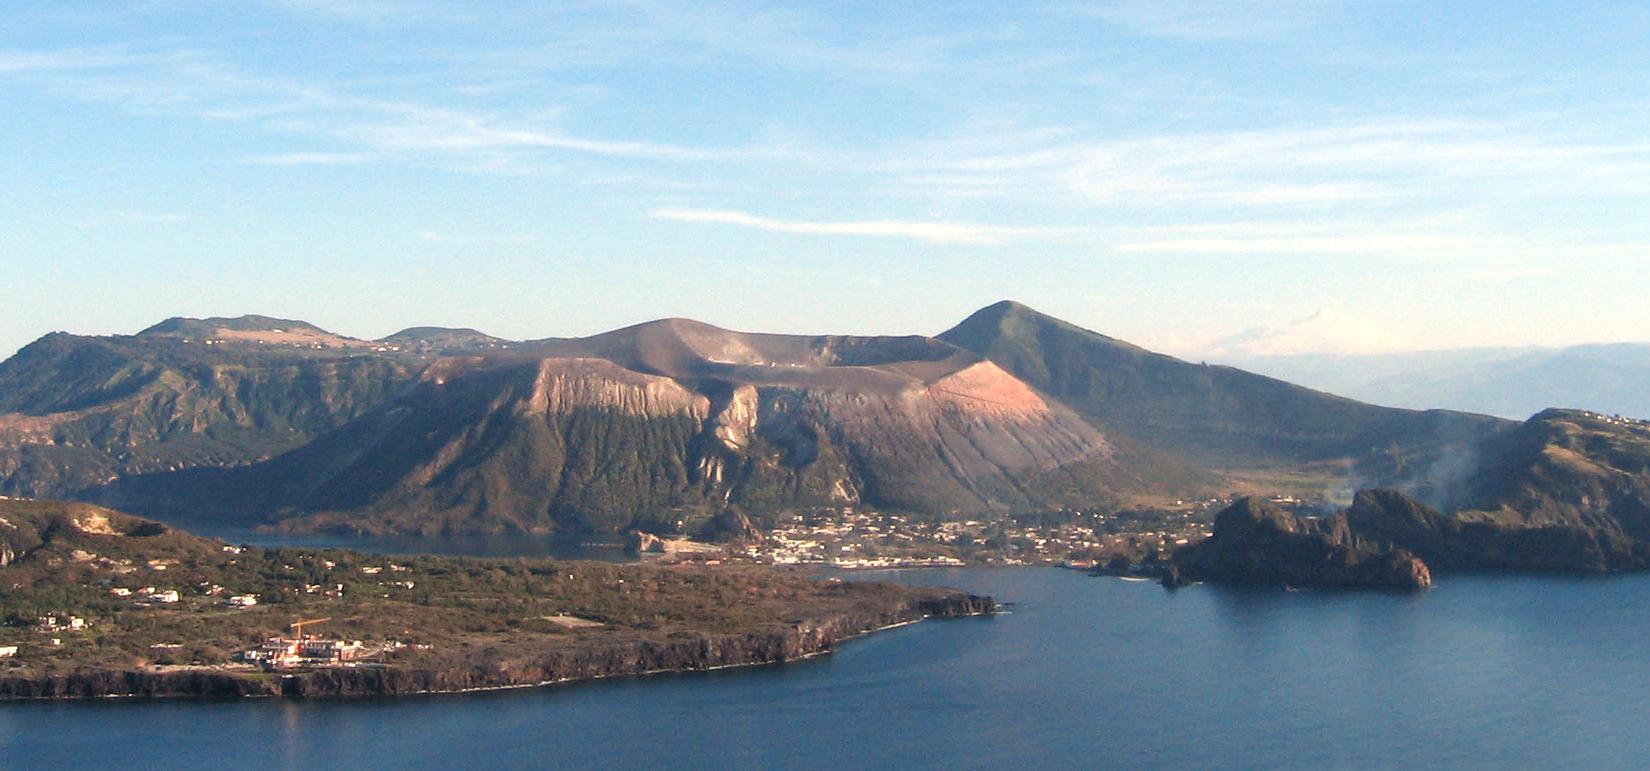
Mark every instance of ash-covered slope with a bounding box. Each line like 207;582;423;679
939;301;1512;469
13;304;1570;539
82;318;1191;534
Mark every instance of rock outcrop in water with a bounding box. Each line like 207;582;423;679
1167;497;1432;591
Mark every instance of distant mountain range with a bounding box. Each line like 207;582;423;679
4;301;1640;544
1216;344;1650;420
1174;309;1650;421
1203;309;1413;358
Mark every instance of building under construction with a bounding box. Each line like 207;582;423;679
240;618;367;669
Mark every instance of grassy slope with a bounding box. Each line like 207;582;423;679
1462;409;1650;537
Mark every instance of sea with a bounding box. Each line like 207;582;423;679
4;558;1649;769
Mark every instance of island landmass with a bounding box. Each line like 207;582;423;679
0;499;991;700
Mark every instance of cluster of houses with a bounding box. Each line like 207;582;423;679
108;585;257;606
36;615;87;632
110;586;180;604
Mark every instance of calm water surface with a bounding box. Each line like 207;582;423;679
3;568;1648;769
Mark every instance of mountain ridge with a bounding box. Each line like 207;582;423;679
5;305;1223;534
937;300;1510;471
0;302;1552;538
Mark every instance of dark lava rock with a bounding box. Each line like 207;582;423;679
1346;488;1650;573
1171;497;1431;591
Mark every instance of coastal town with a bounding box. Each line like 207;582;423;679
0;490;1321;677
648;499;1250;571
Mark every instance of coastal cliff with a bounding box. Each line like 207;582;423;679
283;592;990;698
1345;488;1650;573
0;588;991;700
1166;497;1432;591
0;498;991;701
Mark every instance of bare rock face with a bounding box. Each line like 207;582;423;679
520;358;711;420
64;317;1165;536
1345;488;1650;573
710;385;760;452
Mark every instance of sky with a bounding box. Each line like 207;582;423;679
3;1;1649;360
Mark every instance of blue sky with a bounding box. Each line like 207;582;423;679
3;1;1648;359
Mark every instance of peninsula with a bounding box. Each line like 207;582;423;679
0;499;992;699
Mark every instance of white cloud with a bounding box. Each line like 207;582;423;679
1073;0;1354;41
898;120;1650;213
1110;220;1508;257
5;45;728;172
243;152;376;166
650;208;1082;245
336;104;722;161
1108;219;1650;266
0;47;135;74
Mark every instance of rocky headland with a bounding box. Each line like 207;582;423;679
1164;497;1432;591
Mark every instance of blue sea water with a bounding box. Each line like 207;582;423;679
3;568;1648;770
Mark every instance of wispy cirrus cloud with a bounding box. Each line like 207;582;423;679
1110;220;1512;257
332;104;725;161
892;119;1650;213
1072;0;1354;42
0;43;729;172
0;46;139;74
243;151;377;166
1109;219;1650;265
651;208;1083;245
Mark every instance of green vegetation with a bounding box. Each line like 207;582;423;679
0;304;1613;543
1462;409;1650;539
0;328;419;502
0;498;984;695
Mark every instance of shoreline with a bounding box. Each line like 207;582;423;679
0;594;993;703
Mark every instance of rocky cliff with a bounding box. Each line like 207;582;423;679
0;497;994;701
0;591;992;700
53;316;1184;535
1345;488;1650;573
1167;497;1432;590
4;306;1633;542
